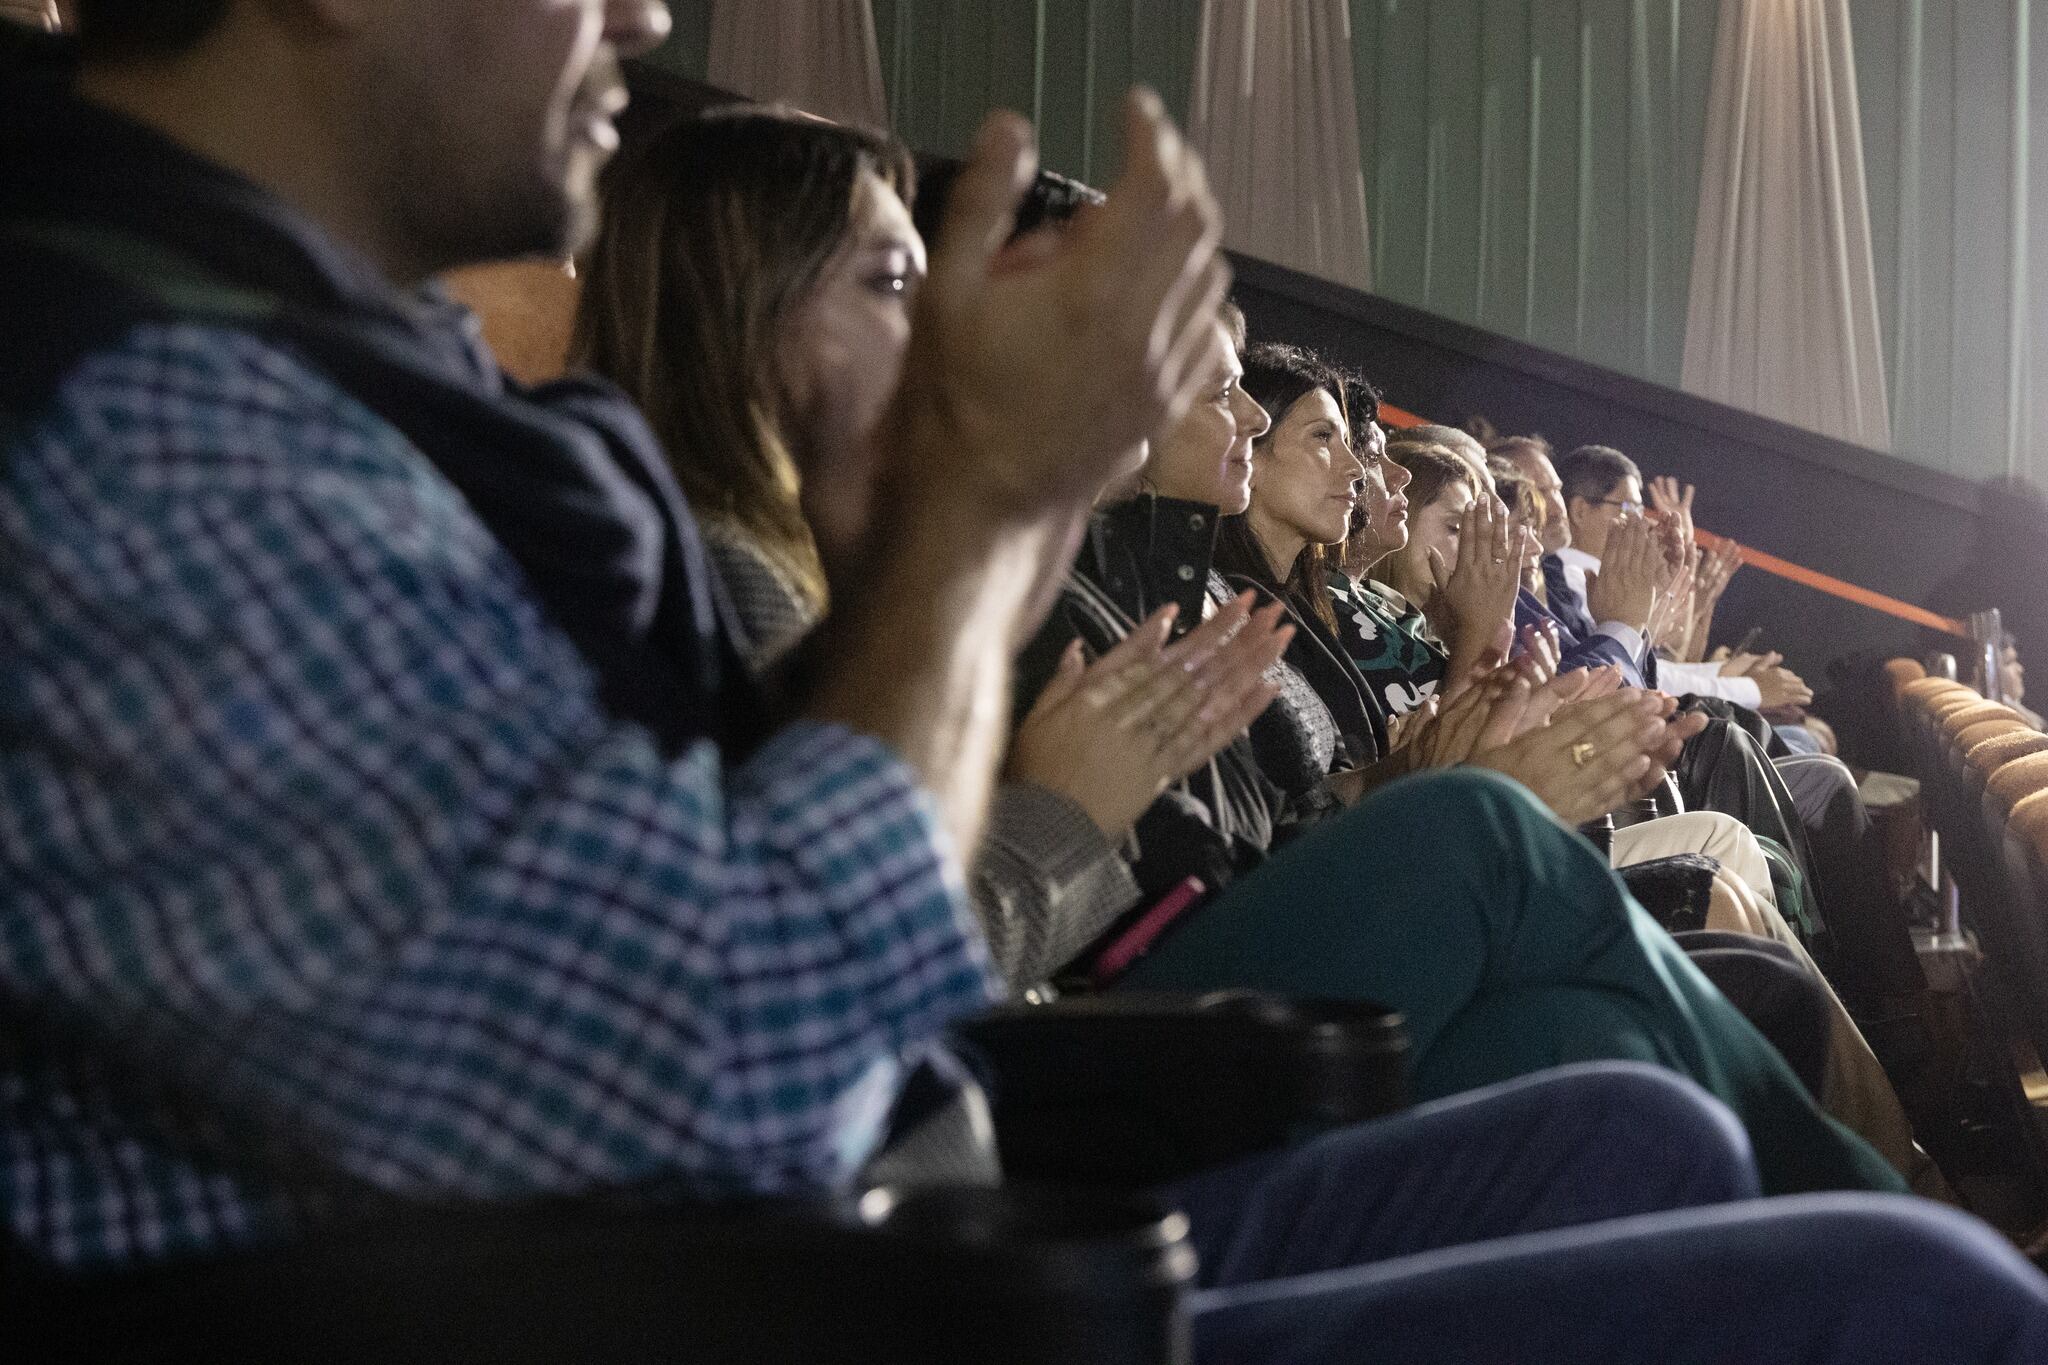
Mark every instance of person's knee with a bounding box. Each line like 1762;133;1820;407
1359;766;1561;854
1764;1195;2043;1297
1704;873;1767;937
1780;753;1856;790
1777;754;1861;818
1683;809;1753;854
1543;1061;1758;1201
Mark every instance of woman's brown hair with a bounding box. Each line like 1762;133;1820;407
571;107;914;614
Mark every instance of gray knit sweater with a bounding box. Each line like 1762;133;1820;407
703;524;1142;989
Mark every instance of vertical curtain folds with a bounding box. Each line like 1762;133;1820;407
1188;0;1372;292
1681;0;1890;449
707;0;888;130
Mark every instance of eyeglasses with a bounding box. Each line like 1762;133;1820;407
1596;499;1643;514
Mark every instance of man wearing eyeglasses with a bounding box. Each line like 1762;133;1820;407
1551;443;1930;1036
1556;444;1816;712
1555;444;1645;607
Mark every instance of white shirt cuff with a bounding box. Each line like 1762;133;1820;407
1718;675;1764;708
1656;661;1763;708
1594;622;1646;661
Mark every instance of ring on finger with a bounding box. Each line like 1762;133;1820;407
1570;741;1596;768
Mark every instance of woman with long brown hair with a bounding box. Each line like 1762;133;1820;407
573;108;913;660
573;107;1285;987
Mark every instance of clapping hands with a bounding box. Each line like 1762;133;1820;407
1470;689;1707;825
1008;593;1292;835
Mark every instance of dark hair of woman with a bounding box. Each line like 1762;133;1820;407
1216;342;1373;633
570;106;913;615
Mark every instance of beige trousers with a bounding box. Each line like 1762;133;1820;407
1611;813;1949;1200
1611;811;1778;909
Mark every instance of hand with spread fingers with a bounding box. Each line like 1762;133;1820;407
1650;515;1691;590
1647;476;1696;541
1514;621;1563;687
891;90;1231;524
1687;538;1744;658
1646;539;1699;654
1469;690;1709;825
1695;537;1742;605
1007;593;1291;835
1584;515;1660;634
1430;492;1522;651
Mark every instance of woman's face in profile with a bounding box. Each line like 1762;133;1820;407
1142;323;1268;511
1248;388;1364;549
779;168;926;558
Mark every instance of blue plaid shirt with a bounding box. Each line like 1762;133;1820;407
0;322;1001;1267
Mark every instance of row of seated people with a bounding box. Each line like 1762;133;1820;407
577;107;1945;1197
4;4;2048;1362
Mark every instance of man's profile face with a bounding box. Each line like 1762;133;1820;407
1508;449;1570;555
1569;473;1642;561
368;1;669;270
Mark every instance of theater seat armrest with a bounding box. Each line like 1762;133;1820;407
9;1187;1196;1365
954;990;1409;1186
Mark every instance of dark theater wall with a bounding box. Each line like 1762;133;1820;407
1230;253;2048;690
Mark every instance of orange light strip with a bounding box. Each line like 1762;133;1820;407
1379;405;1971;637
1691;530;1970;637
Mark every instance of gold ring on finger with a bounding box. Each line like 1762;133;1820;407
1570;742;1595;768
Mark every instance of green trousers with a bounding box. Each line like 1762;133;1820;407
1120;768;1903;1197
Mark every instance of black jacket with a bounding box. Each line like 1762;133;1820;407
1015;495;1284;902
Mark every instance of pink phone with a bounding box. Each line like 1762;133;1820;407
1089;877;1208;986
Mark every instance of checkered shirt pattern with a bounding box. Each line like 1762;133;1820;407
0;323;1000;1267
